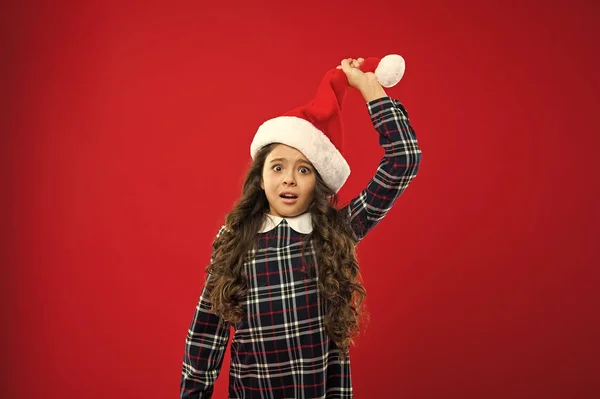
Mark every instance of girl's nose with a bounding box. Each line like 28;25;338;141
283;174;296;186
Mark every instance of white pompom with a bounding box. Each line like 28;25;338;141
375;54;406;88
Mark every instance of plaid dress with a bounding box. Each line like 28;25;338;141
181;97;422;398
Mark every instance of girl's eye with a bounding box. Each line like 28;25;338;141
273;165;283;172
299;167;311;174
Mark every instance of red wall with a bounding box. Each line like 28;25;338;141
3;0;599;397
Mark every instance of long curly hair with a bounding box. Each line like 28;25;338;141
205;143;368;358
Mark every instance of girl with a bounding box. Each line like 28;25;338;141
180;56;422;398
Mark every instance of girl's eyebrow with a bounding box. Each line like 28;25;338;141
269;158;287;163
269;158;311;166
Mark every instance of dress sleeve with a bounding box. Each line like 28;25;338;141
341;97;422;243
180;226;231;399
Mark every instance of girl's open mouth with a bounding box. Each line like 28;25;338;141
279;193;298;204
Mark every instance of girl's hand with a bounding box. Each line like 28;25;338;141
337;57;387;102
337;58;376;91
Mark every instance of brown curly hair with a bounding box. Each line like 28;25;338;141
205;143;368;359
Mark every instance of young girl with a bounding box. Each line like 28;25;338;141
180;56;422;398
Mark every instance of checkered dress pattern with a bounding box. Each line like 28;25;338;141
181;97;422;398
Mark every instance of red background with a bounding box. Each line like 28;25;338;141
2;0;599;398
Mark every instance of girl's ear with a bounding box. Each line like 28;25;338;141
260;178;264;190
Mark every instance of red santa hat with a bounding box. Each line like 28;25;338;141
250;54;406;193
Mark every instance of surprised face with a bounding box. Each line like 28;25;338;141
260;144;316;218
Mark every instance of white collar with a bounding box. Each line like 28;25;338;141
258;212;313;234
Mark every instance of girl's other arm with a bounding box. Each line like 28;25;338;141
180;227;231;398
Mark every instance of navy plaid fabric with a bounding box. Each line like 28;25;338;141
180;97;422;398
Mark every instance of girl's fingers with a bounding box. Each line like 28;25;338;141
340;59;351;72
352;58;365;68
340;57;365;71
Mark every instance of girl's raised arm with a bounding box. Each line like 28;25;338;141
342;95;422;243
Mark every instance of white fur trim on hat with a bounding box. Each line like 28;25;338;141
250;116;351;193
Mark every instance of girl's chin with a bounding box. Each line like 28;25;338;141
270;206;309;218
